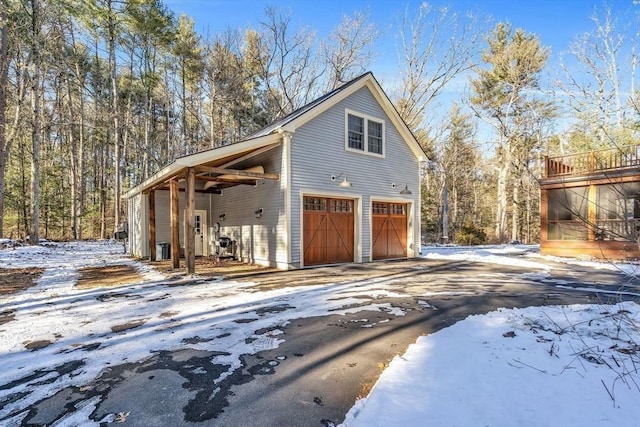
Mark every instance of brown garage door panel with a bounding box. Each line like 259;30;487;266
388;216;407;255
303;212;328;266
304;197;354;266
326;214;354;264
372;216;389;259
372;202;407;260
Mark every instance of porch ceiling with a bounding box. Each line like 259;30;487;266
143;143;280;194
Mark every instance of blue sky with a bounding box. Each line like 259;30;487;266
163;0;639;91
163;0;639;142
164;0;637;57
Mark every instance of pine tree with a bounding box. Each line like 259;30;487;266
470;23;551;242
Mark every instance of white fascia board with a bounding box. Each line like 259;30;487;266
175;134;282;168
124;162;184;199
363;80;428;163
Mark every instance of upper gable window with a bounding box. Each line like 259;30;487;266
345;109;384;157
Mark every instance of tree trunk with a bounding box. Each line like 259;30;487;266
441;184;449;243
525;177;531;244
181;57;187;145
495;157;510;243
99;134;107;239
108;0;121;235
20;143;28;237
69;124;78;239
29;0;41;245
511;176;519;242
77;91;85;239
143;92;150;178
0;0;8;238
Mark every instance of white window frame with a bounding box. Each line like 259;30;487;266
345;109;385;158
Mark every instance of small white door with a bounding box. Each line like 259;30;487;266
194;210;206;256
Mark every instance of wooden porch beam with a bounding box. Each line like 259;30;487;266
170;178;180;269
195;165;279;181
196;175;248;182
143;168;186;194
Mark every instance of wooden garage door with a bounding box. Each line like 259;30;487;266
303;197;354;266
372;202;407;259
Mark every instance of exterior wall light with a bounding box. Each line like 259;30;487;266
331;172;352;188
400;184;412;195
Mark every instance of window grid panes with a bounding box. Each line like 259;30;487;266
331;199;353;213
346;111;384;156
348;114;364;150
304;197;327;211
368;121;383;154
390;204;406;215
372;202;388;215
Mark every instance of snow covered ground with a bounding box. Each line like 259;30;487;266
342;246;640;427
342;302;640;426
0;241;639;426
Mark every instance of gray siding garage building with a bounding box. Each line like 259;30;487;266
125;72;427;272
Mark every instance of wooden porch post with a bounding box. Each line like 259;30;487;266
148;190;156;261
185;167;196;274
170;178;180;269
588;184;597;241
540;188;548;243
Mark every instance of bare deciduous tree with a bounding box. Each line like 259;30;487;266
322;10;378;91
557;6;637;148
258;6;322;118
394;2;482;135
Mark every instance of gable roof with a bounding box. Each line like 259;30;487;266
245;72;426;161
125;72;426;198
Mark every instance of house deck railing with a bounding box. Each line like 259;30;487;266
544;144;640;178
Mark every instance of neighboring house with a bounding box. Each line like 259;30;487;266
125;72;427;272
540;145;640;260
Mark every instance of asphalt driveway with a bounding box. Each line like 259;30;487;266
5;253;640;427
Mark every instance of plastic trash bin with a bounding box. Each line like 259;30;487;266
156;242;170;261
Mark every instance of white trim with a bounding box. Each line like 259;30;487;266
363;79;427;162
196;209;207;256
281;131;293;266
416;176;422;255
142;193;149;257
344;108;385;158
183;208;208;256
369;197;415;261
298;189;363;268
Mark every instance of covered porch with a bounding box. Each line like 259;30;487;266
540;144;640;260
129;140;281;274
